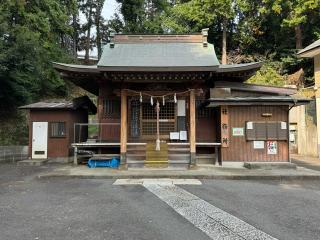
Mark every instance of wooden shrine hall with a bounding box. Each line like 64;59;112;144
51;29;309;168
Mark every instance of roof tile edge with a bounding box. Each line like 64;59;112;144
114;34;203;43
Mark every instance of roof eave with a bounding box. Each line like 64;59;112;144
297;46;320;58
53;62;100;73
217;62;263;73
204;98;310;107
214;81;298;95
96;66;220;72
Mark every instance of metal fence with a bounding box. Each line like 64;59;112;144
0;146;28;162
74;123;121;143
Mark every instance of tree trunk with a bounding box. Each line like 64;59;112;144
95;4;102;59
72;13;78;58
295;24;302;49
85;4;93;65
222;17;227;65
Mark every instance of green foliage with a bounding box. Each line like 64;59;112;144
247;61;285;86
115;0;169;33
162;0;234;33
0;111;28;145
261;0;320;27
0;0;76;110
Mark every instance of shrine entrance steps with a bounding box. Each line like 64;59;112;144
127;142;190;169
145;143;168;168
168;143;190;168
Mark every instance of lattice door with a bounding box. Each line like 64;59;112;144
141;102;176;139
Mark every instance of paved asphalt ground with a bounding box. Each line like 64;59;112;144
1;163;320;240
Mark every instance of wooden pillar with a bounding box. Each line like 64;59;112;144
120;89;127;168
189;89;196;166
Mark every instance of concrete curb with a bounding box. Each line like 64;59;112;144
37;173;320;181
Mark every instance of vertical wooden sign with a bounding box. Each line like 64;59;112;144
221;106;229;147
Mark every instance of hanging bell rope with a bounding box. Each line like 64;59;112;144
155;100;160;151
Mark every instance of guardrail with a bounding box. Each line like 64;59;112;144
0;146;28;162
74;123;121;144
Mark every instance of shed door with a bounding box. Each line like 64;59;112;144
32;122;48;159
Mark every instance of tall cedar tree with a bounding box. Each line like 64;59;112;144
0;0;76;110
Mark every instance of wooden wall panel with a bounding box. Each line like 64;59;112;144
221;106;289;162
98;88;121;141
196;118;216;142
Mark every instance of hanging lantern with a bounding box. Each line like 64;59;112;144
162;96;165;106
150;96;154;106
140;92;143;103
174;93;177;103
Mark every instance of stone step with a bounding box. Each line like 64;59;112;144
17;159;48;166
127;146;146;150
168;148;190;152
127;159;145;163
196;154;216;164
146;153;168;158
127;157;146;161
144;163;168;168
168;160;190;164
127;149;146;154
168;154;190;160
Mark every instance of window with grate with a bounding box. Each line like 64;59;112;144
142;102;175;119
130;100;140;138
103;99;120;118
51;122;66;138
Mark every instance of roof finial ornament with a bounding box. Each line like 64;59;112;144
201;28;209;48
109;31;115;48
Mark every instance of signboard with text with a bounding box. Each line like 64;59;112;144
221;106;229;147
232;127;244;136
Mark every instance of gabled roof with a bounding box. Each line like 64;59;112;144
297;39;320;58
53;31;263;94
19;96;97;114
97;42;220;71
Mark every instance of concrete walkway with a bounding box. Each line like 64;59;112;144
37;164;320;180
291;154;320;171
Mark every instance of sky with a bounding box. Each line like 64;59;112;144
79;0;119;57
102;0;119;19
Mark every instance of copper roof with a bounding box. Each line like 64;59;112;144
19;96;97;114
205;96;310;107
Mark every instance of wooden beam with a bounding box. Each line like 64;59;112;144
120;89;127;167
189;89;196;166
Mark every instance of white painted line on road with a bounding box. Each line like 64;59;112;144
143;183;278;240
113;178;202;185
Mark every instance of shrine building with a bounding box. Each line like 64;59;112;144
22;29;309;168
